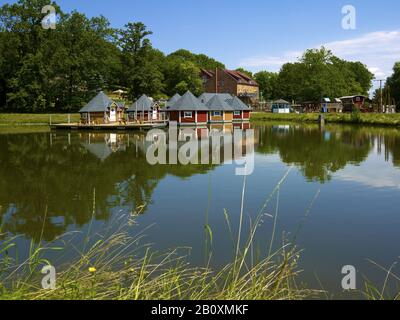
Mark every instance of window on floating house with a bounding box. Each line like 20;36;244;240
183;111;193;118
212;111;222;116
234;111;241;116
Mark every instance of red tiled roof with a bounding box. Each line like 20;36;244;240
201;69;258;86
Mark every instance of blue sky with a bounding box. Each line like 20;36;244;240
3;0;400;81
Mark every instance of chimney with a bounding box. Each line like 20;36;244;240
215;68;218;93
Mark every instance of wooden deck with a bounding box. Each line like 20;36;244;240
51;122;168;131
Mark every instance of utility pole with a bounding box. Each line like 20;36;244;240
374;79;385;113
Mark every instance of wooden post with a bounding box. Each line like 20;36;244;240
68;114;71;124
49;114;52;126
318;114;325;126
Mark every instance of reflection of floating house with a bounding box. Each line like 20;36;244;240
127;94;159;122
79;91;125;124
81;133;126;161
167;91;209;125
272;99;291;113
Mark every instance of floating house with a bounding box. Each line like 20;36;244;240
79;91;125;124
205;94;234;123
165;91;252;126
167;91;209;125
166;93;182;108
127;94;159;122
226;96;252;121
199;93;233;104
271;99;291;113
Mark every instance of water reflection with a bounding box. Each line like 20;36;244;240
0;131;216;242
256;124;400;182
0;124;399;242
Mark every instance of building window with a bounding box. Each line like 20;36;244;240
234;111;241;116
212;111;222;117
183;111;193;118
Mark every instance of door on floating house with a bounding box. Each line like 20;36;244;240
152;109;158;120
109;108;116;122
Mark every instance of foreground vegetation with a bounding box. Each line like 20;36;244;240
0;228;310;300
251;112;400;127
0;173;315;300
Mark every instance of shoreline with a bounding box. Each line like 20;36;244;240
0;112;400;128
250;112;400;127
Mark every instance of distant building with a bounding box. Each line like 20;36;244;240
320;98;343;113
340;95;371;112
271;99;291;113
200;69;259;105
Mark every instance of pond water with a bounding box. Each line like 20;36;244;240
0;123;399;297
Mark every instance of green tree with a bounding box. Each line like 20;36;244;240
235;68;253;78
164;58;203;95
119;22;164;100
386;62;400;110
254;71;279;101
168;49;225;70
275;47;373;102
0;0;122;112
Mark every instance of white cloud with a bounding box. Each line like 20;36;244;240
239;30;400;81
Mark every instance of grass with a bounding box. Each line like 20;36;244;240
0;113;80;125
250;112;400;127
0;170;317;300
1;112;400;127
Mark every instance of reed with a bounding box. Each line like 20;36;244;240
0;171;315;300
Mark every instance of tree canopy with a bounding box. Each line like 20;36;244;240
0;0;224;112
0;1;379;112
255;47;374;102
385;62;400;110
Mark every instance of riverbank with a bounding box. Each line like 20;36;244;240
0;113;80;125
250;112;400;126
1;113;400;127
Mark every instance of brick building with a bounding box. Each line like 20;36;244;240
200;69;259;105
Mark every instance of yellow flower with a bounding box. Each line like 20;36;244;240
88;267;97;273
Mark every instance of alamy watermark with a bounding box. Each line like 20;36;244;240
41;5;57;30
342;5;356;30
341;265;356;290
41;265;56;290
145;122;255;176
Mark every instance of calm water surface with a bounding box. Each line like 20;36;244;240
1;123;399;296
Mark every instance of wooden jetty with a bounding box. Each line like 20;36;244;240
51;122;168;131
